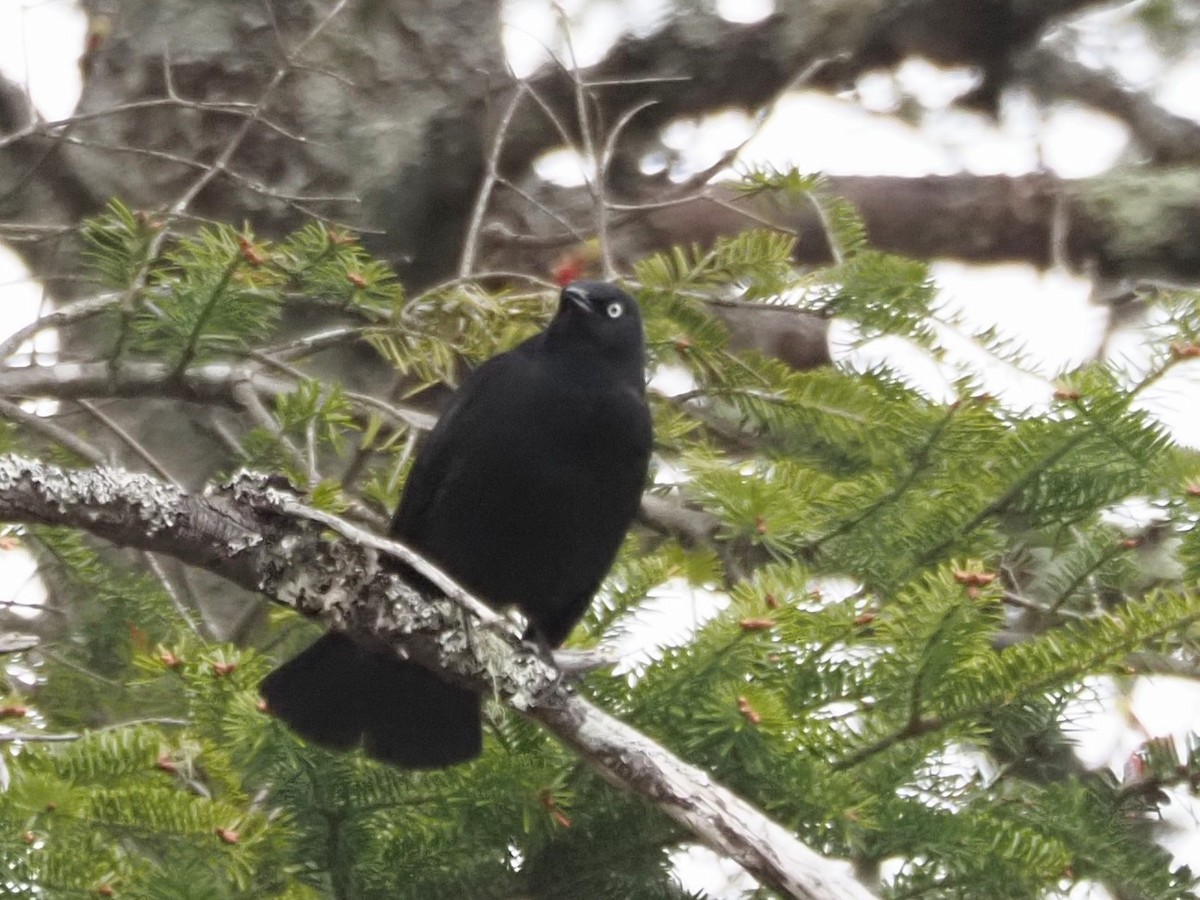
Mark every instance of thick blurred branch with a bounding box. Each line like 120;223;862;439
490;170;1200;281
1019;46;1200;165
506;0;1113;179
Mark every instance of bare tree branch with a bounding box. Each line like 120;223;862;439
73;398;180;483
459;84;530;278
0;632;38;655
0;292;119;362
0;398;107;465
1019;46;1200;165
0;359;433;432
0;454;878;900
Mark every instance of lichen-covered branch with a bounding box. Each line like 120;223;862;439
0;454;878;900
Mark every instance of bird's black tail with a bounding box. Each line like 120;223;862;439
259;632;482;769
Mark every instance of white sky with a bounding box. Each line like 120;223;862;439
3;0;1200;892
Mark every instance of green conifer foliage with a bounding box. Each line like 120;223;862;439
2;178;1200;898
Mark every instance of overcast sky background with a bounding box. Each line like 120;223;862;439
2;2;1200;896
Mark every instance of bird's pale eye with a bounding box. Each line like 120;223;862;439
606;302;624;319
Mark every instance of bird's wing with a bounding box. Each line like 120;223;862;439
388;348;530;541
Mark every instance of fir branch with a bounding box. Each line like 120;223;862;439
913;358;1180;570
834;588;1200;772
173;251;244;373
915;427;1091;568
1043;528;1129;614
804;401;960;553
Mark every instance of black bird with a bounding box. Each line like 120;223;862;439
260;281;653;768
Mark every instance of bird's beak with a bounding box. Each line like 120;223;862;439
564;287;591;313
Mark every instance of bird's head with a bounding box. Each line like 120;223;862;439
548;281;645;372
542;281;646;387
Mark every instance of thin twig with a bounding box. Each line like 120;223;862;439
0;96;310;152
0;292;120;362
103;0;356;361
495;175;589;240
257;325;370;360
0;398;106;464
556;9;613;276
0;359;436;439
244;348;435;432
73;399;179;485
304;391;322;485
599;97;659;180
460;83;530;277
140;551;207;637
340;389;435;433
170;0;354;216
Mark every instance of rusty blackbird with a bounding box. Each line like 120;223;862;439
260;281;652;767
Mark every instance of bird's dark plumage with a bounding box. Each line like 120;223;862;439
260;281;653;768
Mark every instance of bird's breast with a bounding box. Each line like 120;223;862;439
428;378;648;610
